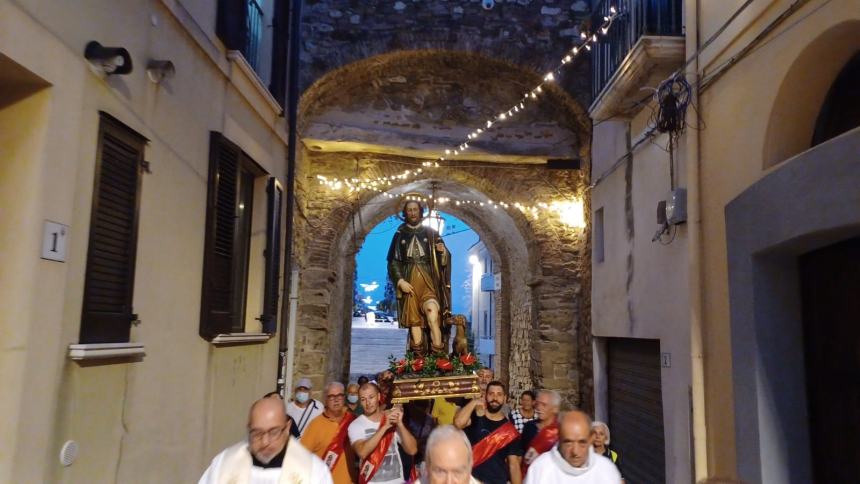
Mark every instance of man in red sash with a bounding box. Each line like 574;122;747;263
301;382;358;484
454;380;523;484
520;389;561;477
348;383;418;484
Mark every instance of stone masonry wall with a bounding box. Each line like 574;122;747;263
299;0;593;109
291;149;591;408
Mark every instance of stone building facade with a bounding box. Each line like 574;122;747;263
287;1;597;409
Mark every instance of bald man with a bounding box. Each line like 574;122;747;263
523;411;621;483
199;397;333;484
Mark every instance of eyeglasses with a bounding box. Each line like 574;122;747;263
326;393;345;400
249;425;286;443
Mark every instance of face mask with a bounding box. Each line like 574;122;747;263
347;394;359;404
296;392;309;404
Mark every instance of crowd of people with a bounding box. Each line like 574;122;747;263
199;367;624;483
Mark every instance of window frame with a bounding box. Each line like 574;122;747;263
78;113;147;344
200;132;280;341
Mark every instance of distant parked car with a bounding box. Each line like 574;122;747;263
374;312;395;323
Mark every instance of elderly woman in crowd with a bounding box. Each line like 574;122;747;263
592;420;623;479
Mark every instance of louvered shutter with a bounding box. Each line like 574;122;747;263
607;338;666;483
268;0;289;107
215;0;248;51
261;178;283;333
200;133;241;339
80;114;146;344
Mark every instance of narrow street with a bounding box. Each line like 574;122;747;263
349;319;407;380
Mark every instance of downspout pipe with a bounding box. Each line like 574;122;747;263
686;0;709;479
277;0;303;396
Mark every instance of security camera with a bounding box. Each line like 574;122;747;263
84;41;133;75
482;0;494;10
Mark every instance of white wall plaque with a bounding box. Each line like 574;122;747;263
41;220;69;262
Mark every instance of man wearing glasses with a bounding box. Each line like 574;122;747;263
199;396;333;483
301;382;359;484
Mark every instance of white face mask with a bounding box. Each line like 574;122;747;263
296;391;310;404
347;394;359;404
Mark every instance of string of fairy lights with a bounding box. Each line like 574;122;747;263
315;5;621;228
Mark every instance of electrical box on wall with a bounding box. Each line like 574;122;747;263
665;188;687;225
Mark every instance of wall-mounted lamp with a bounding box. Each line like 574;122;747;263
146;59;175;83
469;255;480;266
84;41;133;75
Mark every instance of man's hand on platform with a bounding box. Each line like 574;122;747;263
397;279;414;294
389;405;404;427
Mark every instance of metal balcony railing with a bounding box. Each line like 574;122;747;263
591;0;684;100
245;0;264;71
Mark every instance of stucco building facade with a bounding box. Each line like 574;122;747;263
589;0;860;482
1;0;290;481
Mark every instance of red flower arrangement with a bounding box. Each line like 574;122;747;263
388;351;482;378
459;353;477;366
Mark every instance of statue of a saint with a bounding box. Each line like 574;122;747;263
387;200;451;356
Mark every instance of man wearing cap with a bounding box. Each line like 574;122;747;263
287;377;324;437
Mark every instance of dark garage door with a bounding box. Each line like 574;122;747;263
608;338;666;483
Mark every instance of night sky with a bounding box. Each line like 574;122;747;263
355;211;478;316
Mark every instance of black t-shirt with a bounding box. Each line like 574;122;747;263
464;415;523;483
520;420;539;450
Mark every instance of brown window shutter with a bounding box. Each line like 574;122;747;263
80;114;146;344
261;177;283;333
200;133;241;338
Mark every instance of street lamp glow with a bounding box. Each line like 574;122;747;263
469;254;480;266
422;210;445;235
550;199;586;228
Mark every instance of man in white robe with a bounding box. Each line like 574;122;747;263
524;411;621;484
199;396;333;484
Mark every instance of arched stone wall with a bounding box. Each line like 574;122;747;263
298;50;592;163
298;0;592;107
292;150;591;407
290;48;592;409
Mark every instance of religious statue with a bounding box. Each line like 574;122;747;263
387;199;455;356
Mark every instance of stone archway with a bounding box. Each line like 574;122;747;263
290;50;592;409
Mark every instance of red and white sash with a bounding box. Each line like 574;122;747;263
359;418;396;484
322;412;356;471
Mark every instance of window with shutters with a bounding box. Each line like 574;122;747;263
215;0;289;107
79;114;147;344
200;132;283;341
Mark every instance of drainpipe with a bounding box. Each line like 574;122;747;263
277;0;303;397
686;0;709;480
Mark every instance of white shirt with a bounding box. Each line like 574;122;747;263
286;399;324;437
524;447;622;484
199;438;333;484
348;414;404;484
